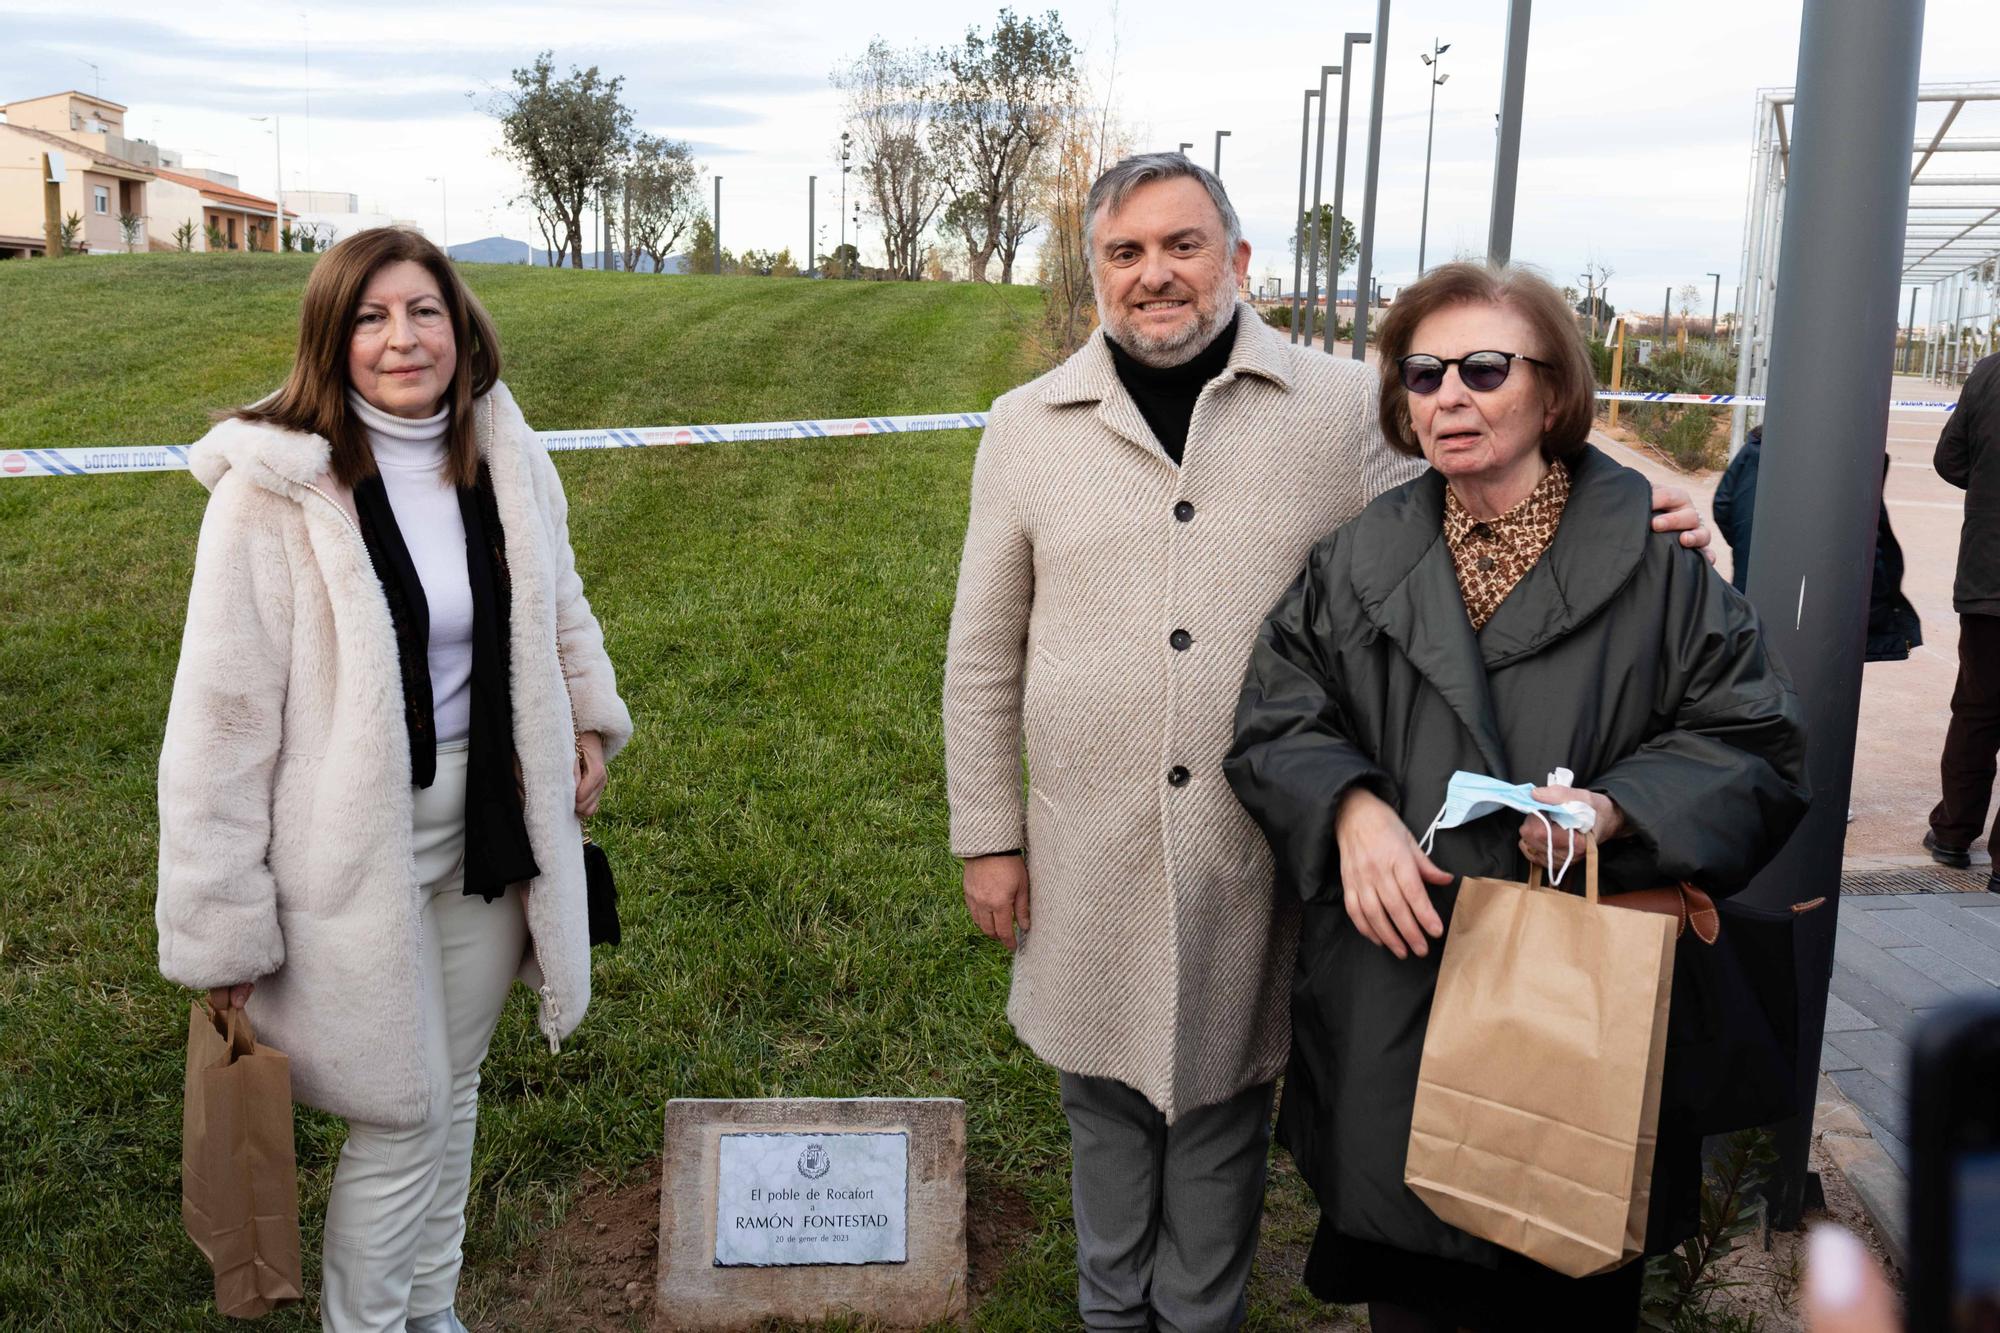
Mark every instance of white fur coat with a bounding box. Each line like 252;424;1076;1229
156;382;633;1129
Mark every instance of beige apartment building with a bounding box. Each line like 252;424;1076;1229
0;89;286;256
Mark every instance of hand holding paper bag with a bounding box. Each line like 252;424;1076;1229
182;1002;303;1318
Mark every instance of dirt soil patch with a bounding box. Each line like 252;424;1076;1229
479;1163;1036;1331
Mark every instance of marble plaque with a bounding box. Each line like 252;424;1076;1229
714;1130;908;1266
660;1098;966;1330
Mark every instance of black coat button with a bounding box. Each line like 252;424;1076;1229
1167;765;1190;787
1173;500;1195;522
1169;629;1192;651
1475;555;1496;572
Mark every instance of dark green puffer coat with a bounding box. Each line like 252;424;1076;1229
1224;444;1810;1270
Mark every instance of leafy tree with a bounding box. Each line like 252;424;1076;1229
938;191;985;277
618;134;701;274
834;39;948;281
490;52;633;268
117;211;142;252
931;9;1077;283
1290;206;1357;279
57;211;85;255
819;242;860;280
684;213;734;275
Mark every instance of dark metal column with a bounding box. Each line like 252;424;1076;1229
1351;0;1392;359
714;176;723;276
1290;89;1316;342
1486;0;1530;265
1324;31;1372;353
1305;66;1337;345
1740;0;1925;1229
808;175;816;278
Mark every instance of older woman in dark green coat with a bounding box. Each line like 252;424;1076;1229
1224;263;1809;1333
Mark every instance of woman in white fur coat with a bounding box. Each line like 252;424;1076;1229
155;227;632;1333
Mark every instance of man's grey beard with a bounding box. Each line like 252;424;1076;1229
1097;269;1241;368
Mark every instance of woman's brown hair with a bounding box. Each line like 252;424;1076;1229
1374;262;1596;462
232;226;501;488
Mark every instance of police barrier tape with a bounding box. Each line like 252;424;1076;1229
0;396;1956;481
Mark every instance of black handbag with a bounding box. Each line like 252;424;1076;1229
582;833;620;947
1660;892;1829;1134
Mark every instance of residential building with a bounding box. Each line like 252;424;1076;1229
0;91;156;255
150;168;290;252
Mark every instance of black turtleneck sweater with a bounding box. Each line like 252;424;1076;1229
1104;312;1240;466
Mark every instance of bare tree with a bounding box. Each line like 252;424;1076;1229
619;133;700;273
931;9;1077;283
834;39;948;281
1033;23;1131;359
490;52;632;268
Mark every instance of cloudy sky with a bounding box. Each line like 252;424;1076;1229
6;0;1996;317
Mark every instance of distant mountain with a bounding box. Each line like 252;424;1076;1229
448;236;530;265
529;247;687;274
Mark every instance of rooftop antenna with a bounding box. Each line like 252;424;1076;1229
76;59;101;99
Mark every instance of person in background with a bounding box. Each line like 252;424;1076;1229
156;226;632;1332
1715;423;1921;661
1927;348;2000;890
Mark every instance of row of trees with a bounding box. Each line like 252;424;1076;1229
489;53;702;271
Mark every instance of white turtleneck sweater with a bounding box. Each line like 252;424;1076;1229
350;392;473;744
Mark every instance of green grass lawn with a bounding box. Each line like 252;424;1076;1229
0;255;1346;1330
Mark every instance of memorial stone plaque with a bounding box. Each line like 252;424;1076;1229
713;1130;908;1265
659;1098;966;1330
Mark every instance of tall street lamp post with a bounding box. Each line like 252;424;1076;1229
1326;30;1372;353
249;115;283;252
839;131;852;278
1177;141;1193;156
1417;38;1451;276
1706;271;1722;343
1305;66;1338;344
1290;89;1318;342
714;177;722;275
1353;0;1394;360
427;175;448;254
1213;130;1231;177
808;175;816;278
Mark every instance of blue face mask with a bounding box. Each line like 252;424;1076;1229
1419;767;1597;885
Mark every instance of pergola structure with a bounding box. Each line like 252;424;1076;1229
1732;81;2000;451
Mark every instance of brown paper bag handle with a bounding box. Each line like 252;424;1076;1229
206;1001;258;1061
1527;830;1599;904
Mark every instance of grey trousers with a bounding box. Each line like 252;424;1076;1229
1059;1072;1276;1333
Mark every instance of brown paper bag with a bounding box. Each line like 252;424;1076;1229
1403;838;1676;1278
182;1002;304;1318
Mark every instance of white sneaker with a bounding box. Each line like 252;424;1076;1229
406;1310;470;1333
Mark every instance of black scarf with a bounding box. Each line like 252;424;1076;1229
1104;311;1239;466
354;463;541;902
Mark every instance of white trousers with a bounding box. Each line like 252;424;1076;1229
321;741;529;1332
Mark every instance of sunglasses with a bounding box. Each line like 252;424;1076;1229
1397;350;1551;395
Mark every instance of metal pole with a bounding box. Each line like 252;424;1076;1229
1213;130;1231;177
270;118;283;251
808;175;816;278
1306;67;1337;344
714;176;722;276
1290;90;1317;343
1740;0;1925;1232
1353;0;1392;359
1903;285;1919;372
1707;272;1721;344
1417;38;1447;276
1486;0;1530;264
1664;286;1673;344
1326;32;1371;354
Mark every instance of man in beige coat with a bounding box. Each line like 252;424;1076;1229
942;154;1708;1331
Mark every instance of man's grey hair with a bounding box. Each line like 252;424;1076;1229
1083;151;1244;259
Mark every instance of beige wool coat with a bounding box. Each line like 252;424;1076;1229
943;307;1421;1121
